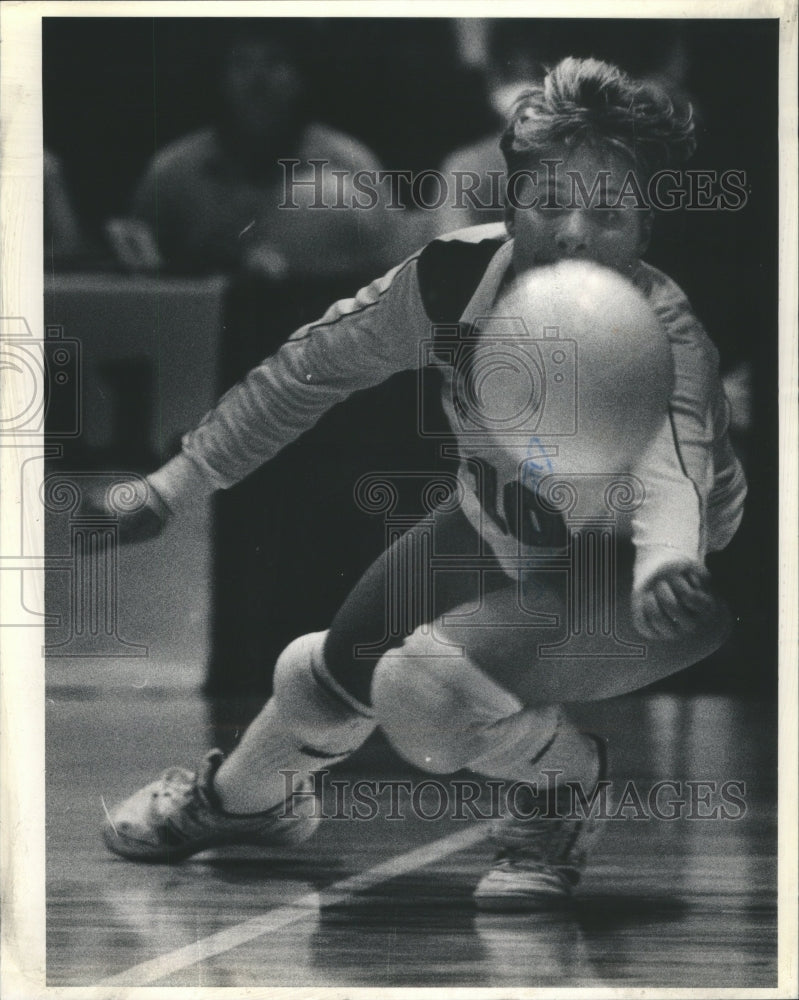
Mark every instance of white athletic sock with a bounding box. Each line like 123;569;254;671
213;635;374;814
470;709;601;794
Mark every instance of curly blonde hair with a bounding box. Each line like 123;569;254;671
500;57;696;181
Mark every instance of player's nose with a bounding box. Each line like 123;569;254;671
555;212;591;256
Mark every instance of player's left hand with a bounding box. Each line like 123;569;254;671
81;477;171;546
632;560;719;641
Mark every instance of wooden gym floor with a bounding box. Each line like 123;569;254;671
46;686;777;990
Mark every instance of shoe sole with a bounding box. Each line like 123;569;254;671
102;815;320;862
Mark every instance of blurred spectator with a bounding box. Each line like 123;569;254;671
434;44;540;236
110;27;395;278
44;149;91;267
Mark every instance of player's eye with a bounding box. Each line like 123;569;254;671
535;188;569;213
592;207;622;226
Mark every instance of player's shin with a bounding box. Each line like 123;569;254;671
371;631;599;790
212;631;375;814
371;636;606;909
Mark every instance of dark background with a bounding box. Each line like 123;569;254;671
43;17;779;697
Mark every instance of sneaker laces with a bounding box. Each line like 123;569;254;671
147;752;223;834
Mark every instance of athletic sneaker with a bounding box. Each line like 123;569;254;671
102;749;321;862
473;737;608;911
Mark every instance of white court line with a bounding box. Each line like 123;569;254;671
98;825;489;987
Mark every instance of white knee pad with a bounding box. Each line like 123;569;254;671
271;631;375;758
371;629;559;777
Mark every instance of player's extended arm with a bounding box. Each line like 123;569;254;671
629;413;717;640
629;272;746;642
103;253;431;541
630;397;746;641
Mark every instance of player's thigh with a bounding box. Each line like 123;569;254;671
427;558;731;704
324;502;506;703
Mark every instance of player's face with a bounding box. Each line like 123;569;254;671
507;144;651;277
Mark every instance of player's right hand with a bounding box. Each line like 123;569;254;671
83;478;171;545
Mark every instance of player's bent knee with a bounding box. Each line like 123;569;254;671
572;597;735;702
371;630;542;774
272;632;374;754
675;596;733;666
632;598;735;695
371;655;469;772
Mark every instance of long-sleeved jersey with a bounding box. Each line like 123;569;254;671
150;223;746;590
